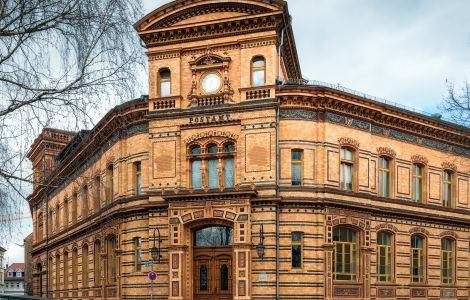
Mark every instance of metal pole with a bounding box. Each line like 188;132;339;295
150;280;153;300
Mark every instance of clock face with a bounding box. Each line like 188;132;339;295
201;72;222;94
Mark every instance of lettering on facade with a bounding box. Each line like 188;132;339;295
189;114;231;125
184;130;239;144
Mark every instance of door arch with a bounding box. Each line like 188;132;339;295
193;225;233;300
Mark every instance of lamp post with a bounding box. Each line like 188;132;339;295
256;224;265;260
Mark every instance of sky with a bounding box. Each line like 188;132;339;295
4;0;470;266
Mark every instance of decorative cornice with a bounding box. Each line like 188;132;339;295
409;227;430;237
338;137;360;150
375;223;398;233
441;161;457;172
376;147;396;158
439;230;458;238
411;154;429;166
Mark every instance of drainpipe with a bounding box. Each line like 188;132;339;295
45;195;49;298
275;97;281;300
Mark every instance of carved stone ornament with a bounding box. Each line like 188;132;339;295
411;154;429;165
376;146;396;158
441;161;457;172
338;137;360;149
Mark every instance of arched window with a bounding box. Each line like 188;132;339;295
63;251;68;289
441;238;454;284
55;205;60;232
377;231;393;282
340;148;354;191
72;248;78;288
48;210;53;235
190;142;236;190
412;164;424;202
82;244;89;288
37;263;43;296
291;149;303;186
82;185;89;218
106;166;113;204
379;157;392;197
199;265;208;291
94;240;101;286
443;171;453;208
159;69;171;97
411;235;425;283
48;257;53;291
106;236;117;284
194;226;233;247
252;56;266;87
333;227;358;281
37;213;44;242
55;254;60;290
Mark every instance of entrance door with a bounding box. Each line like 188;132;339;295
194;247;232;300
193;226;233;300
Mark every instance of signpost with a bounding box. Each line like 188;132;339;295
148;271;157;300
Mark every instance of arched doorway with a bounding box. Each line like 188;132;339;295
36;263;43;297
193;225;233;300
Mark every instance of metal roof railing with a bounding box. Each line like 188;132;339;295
282;78;455;124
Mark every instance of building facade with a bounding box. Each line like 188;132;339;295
24;233;34;295
0;246;5;294
4;263;25;295
27;0;470;299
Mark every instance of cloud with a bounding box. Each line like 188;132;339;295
143;0;470;113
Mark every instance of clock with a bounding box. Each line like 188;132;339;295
201;72;222;94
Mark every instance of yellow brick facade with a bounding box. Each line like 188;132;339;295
27;1;470;299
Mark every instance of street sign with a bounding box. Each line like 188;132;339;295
148;271;157;281
145;261;154;267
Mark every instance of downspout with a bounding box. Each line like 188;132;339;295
45;196;49;297
275;101;280;300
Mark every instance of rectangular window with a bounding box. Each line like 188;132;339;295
72;193;77;223
64;252;68;289
135;162;142;195
411;236;425;283
191;160;202;189
82;185;89;218
377;232;393;282
291;150;303;186
94;176;101;210
224;158;234;188
134;237;142;272
340;148;354;191
208;159;219;189
291;232;303;268
107;166;113;203
378;157;391;197
412;164;423;202
441;239;454;284
443;171;453;208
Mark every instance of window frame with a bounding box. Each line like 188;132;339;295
412;164;425;203
291;149;303;186
94;176;101;211
106;235;117;285
82;184;89;218
63;251;68;289
134;237;142;272
94;240;101;287
251;56;266;87
378;156;393;198
441;237;455;285
106;165;114;204
291;231;303;269
158;68;171;98
442;170;454;208
333;226;359;281
340;147;355;192
135;162;142;195
410;234;426;284
82;244;89;288
72;248;78;289
376;231;394;283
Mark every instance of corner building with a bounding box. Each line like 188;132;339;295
28;1;470;299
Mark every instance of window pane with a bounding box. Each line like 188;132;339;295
224;158;234;188
292;245;301;268
220;264;229;291
341;163;353;191
252;70;265;87
208;159;218;189
292;232;302;242
200;265;208;291
208;144;218;154
191;146;201;155
192;160;202;189
224;143;235;152
291;150;302;161
160;81;171;97
291;163;301;186
253;58;265;68
195;226;233;247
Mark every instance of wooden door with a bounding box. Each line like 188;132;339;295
194;247;233;300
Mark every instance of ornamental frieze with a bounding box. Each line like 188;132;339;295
376;146;396;158
184;130;239;144
338;137;360;149
441;161;457;172
411;154;429;165
375;223;398;233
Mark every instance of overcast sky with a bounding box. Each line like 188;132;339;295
5;0;469;266
144;0;470;113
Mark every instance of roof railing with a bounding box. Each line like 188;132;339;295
282;78;453;123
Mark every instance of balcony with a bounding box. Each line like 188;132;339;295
149;96;182;112
240;85;275;102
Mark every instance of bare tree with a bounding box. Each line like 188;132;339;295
0;0;145;240
441;80;470;127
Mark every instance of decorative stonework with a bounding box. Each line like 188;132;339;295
411;288;426;298
439;231;458;238
375;223;398;233
411;154;429;165
333;287;360;297
377;287;394;298
409;227;430;236
338;137;360;150
441;161;457;172
376;146;396;158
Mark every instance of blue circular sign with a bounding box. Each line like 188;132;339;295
148;271;157;281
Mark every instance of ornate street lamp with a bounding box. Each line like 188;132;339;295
256;224;265;260
150;228;161;263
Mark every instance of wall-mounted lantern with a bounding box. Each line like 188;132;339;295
150;228;161;263
256;224;265;260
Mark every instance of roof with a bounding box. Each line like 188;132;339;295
6;263;25;271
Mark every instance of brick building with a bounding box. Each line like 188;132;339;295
4;263;25;295
27;0;470;299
